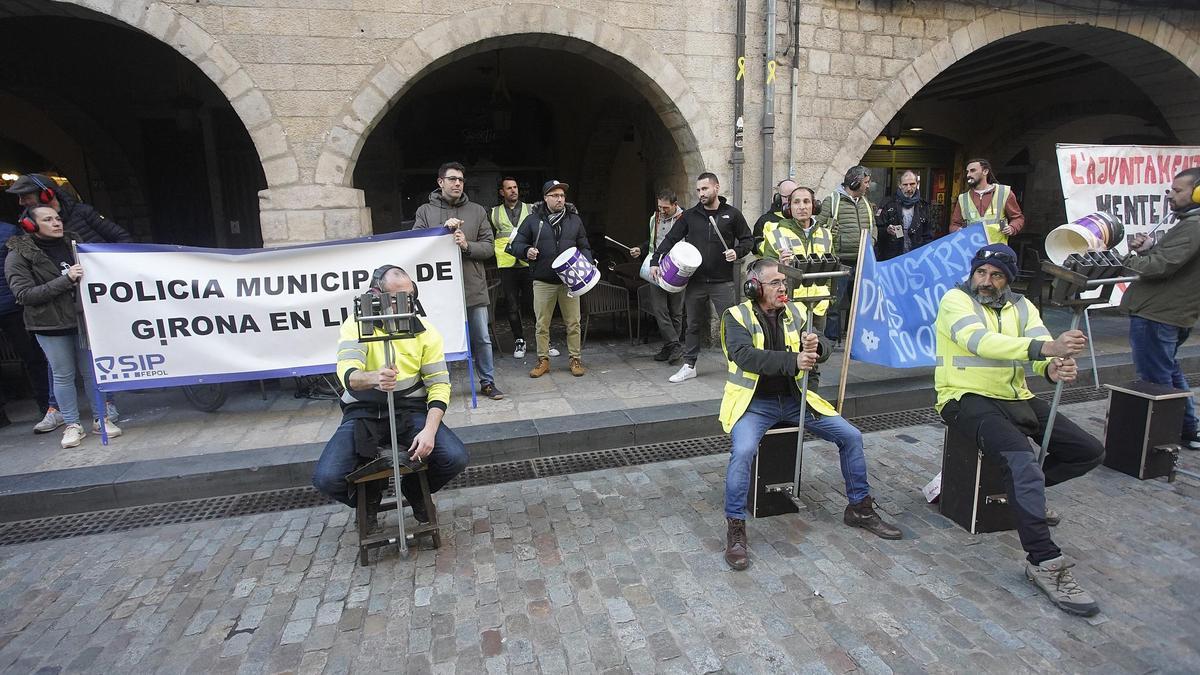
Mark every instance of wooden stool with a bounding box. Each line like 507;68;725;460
749;425;801;518
346;456;441;566
1103;381;1187;481
940;426;1015;534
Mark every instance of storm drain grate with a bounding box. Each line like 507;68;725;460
0;385;1138;546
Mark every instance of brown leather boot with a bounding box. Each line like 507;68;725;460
844;497;902;540
724;518;749;570
529;357;550;378
569;357;586;377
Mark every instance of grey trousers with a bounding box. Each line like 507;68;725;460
644;284;683;344
682;280;737;367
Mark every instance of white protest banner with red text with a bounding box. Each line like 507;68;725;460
76;229;466;390
1055;143;1200;305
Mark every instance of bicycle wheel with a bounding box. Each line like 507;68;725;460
183;383;228;412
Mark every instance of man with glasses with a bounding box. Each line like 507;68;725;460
718;258;901;571
413;162;504;400
935;243;1105;617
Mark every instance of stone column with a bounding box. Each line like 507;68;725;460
257;186;373;247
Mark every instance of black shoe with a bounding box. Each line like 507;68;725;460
668;343;684;365
653;343;674;361
844;498;902;540
0;410;10;429
1045;508;1061;527
1182;430;1200;450
481;382;505;400
410;500;430;524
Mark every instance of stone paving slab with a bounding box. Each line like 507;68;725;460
1;397;1197;673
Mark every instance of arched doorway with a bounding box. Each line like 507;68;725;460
0;6;266;246
849;22;1200;254
355;43;688;259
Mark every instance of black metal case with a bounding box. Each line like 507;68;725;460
940;426;1015;534
1103;382;1186;481
749;426;801;518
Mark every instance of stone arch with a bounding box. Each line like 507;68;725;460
822;10;1200;195
54;0;295;188
315;5;712;190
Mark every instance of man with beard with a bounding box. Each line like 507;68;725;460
1121;167;1200;450
949;159;1024;245
629;189;685;363
934;243;1104;617
413;162;503;400
489;177;534;359
650;172;753;383
719;258;901;571
875;170;933;260
509;180;590;378
815;165;876;344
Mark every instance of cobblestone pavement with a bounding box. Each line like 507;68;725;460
1;398;1198;674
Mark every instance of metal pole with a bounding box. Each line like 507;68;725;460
786;0;799;178
1083;305;1100;389
761;0;776;214
836;228;870;412
1038;310;1083;466
383;339;409;557
731;0;746;209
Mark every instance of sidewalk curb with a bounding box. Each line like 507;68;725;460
2;349;1195;522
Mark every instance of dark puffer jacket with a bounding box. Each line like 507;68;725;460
4;231;84;332
0;221;19;315
56;190;132;244
509;202;591;284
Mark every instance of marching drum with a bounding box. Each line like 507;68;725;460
551;247;601;297
656;241;702;293
1044;211;1125;264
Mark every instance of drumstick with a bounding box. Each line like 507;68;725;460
708;216;730;250
604;235;633;252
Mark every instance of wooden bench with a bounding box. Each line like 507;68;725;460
346;456;441;565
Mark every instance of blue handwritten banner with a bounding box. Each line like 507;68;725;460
849;223;988;368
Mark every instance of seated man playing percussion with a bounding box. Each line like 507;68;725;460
720;259;901;571
934;244;1105;617
509;180;591;378
312;265;468;525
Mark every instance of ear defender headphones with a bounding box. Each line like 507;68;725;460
1192;183;1200;206
844;166;868;192
369;265;419;300
742;258;778;301
17;208;36;233
28;175;55;205
783;187;821;218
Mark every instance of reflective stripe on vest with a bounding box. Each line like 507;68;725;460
762;220;832;314
958;184;1010;244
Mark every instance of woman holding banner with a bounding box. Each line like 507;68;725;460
3;205;122;448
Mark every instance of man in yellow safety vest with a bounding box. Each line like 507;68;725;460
489;177;534;359
949;158;1025;244
719;258;901;571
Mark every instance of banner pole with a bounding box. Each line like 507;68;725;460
836;228;870;413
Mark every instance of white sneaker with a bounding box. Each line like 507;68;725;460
513;338;527;359
669;364;697;383
105;401;120;421
61;423;86;448
549;346;561;357
93;418;123;438
34;407;64;434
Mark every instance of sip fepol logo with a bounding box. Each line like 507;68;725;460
94;353;168;381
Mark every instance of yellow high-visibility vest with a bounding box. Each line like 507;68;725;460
958;184;1012;244
491;202;532;268
758;218;833;315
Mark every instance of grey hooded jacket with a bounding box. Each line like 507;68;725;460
413;189;494;308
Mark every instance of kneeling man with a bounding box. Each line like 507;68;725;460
312;265;468;524
935;244;1104;616
721;259;901;571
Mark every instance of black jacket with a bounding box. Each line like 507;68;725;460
56;191;132;244
509;202;591;284
4;231;84;332
875;195;933;261
651;197;753;283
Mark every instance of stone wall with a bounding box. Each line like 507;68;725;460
64;0;1200;245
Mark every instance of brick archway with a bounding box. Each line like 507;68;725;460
59;0;295;188
822;10;1200;195
314;5;712;190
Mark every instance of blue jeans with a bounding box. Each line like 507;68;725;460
467;304;495;386
1130;315;1196;435
35;333;99;425
312;414;469;507
725;394;871;519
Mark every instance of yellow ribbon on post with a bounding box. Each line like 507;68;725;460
766;60;777;83
736;56;746;81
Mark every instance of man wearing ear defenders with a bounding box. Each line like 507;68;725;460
1122;167;1200;451
311;265;468;526
719;258;901;571
816;165;876;345
751;178;797;253
757;186;832;333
